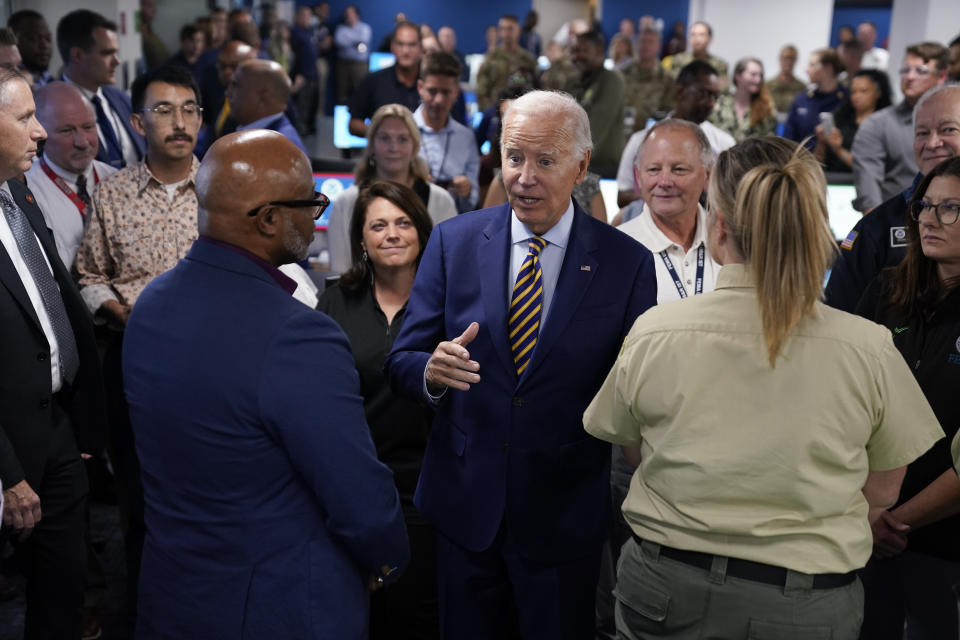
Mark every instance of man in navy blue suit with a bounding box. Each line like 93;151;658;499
57;10;145;169
123;130;408;638
386;91;658;639
228;58;309;156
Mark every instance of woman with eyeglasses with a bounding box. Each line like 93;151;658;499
854;156;960;640
327;103;456;274
317;181;439;639
584;137;942;639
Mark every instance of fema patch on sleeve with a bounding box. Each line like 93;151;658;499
840;230;858;250
890;227;907;247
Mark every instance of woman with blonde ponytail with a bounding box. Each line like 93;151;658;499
584;137;944;639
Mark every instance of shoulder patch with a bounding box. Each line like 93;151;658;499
840;230;858;250
890;226;907;248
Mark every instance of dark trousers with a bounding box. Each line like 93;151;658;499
102;331;144;616
597;447;636;639
13;399;88;640
859;551;960;640
294;77;319;135
335;59;368;104
370;509;439;640
436;521;601;640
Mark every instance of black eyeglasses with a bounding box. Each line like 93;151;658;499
909;199;960;225
246;191;331;220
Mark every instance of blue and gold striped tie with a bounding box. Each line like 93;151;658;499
509;236;547;376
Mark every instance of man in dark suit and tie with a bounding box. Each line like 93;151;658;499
0;67;105;639
386;90;658;639
57;10;145;169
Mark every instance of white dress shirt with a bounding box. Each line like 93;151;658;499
617;203;719;304
25;156;117;268
509;200;574;324
65;76;139;168
0;181;62;391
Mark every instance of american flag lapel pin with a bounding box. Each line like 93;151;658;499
580;265;591;271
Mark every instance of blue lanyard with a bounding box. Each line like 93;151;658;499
659;244;705;299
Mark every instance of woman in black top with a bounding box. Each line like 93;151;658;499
855;156;960;640
814;69;891;174
317;181;438;640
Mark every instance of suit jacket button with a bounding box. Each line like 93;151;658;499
502;443;509;452
39;399;50;409
37;353;47;361
512;396;522;406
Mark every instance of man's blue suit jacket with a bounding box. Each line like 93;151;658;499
123;239;409;639
263;113;309;157
96;86;146;166
386;202;657;562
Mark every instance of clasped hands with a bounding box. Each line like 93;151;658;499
870;509;910;559
425;322;481;394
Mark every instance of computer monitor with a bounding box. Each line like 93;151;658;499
313;173;356;230
332;105;368;150
369;52;396;72
825;183;862;241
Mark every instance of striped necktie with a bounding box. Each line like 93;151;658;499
90;94;123;169
509;236;547;376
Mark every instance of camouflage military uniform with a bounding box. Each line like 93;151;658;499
766;75;807;114
708;93;778;142
476;48;538;110
621;62;675;131
661;51;729;79
541;56;579;93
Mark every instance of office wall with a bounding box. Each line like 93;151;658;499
829;6;891;48
689;0;834;84
598;0;688;49
318;1;534;55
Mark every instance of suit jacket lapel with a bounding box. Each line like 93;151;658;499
0;185;53;332
477;205;517;382
524;207;597;379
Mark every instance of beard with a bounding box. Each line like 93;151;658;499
282;213;311;262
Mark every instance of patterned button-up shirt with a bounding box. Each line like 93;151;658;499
76;158;199;314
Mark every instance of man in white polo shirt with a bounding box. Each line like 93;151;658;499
25;81;115;268
618;118;720;303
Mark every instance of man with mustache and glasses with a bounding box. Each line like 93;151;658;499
25;82;116;269
74;64;202;617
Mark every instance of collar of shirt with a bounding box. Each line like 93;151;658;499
714;263;753;290
134;156;200;195
196;236;297;295
0;181;11;198
510;198;574;249
895;100;914;122
63;74;102;103
236;112;285;132
413;105;453;135
634;203;709;253
42;155;93;191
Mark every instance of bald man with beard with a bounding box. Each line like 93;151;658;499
227;58;308;155
122;130;409;638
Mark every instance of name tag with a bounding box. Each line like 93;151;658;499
890;226;907;248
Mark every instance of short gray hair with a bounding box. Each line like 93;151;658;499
914;82;960;121
635;118;714;170
501;90;593;160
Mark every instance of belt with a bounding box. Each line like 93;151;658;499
633;534;856;590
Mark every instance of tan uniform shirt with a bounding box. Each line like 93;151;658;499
766;75;807;114
584;264;943;574
76;158;200;313
621;62;675;130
